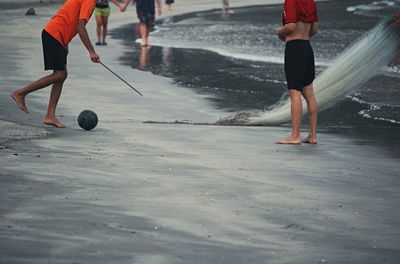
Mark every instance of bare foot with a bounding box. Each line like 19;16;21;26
141;40;151;47
275;136;301;145
10;91;29;113
43;116;66;128
301;135;317;144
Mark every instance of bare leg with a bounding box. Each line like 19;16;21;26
43;83;65;128
96;15;102;43
146;24;151;46
139;23;148;47
43;70;67;128
301;83;318;144
10;72;66;113
102;16;108;43
139;45;150;69
276;89;302;144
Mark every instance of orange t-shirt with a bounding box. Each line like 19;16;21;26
44;0;96;48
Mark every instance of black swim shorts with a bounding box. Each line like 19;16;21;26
42;30;67;71
284;39;315;91
137;11;155;26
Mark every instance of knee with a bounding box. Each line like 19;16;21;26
288;89;301;99
302;92;316;103
54;71;67;82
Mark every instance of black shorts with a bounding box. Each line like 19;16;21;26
42;30;67;71
284;40;315;91
137;11;155;26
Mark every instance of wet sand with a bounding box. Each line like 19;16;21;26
0;0;399;263
0;0;63;10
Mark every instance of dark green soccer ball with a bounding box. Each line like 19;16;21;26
78;110;98;131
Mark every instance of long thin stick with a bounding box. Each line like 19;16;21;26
100;62;143;96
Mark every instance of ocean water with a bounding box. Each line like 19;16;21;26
111;0;400;151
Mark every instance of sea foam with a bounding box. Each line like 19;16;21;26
219;19;400;125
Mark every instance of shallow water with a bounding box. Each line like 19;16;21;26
111;0;400;153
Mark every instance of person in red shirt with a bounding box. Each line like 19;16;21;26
10;0;100;128
275;0;319;144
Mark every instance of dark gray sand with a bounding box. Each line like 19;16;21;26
1;1;399;263
0;0;63;10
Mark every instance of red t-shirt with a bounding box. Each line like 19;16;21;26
282;0;318;25
44;0;96;48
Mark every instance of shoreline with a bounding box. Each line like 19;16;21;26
111;2;400;157
0;0;282;142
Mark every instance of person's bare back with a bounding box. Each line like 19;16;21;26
285;21;313;42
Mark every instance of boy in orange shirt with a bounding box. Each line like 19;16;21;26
10;0;100;128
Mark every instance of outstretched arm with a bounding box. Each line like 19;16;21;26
77;19;100;63
111;0;121;8
156;0;162;16
121;0;132;11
